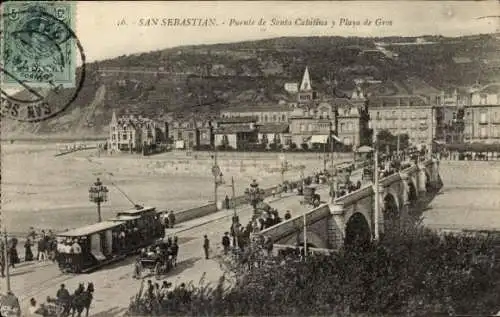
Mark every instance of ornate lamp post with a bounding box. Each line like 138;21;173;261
245;179;265;217
89;178;109;222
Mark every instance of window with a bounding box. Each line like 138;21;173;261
480;127;487;138
300;124;305;132
480;111;487;124
343;137;352;145
123;134;127;140
308;124;313;131
480;94;487;105
264;115;268;122
401;111;406;119
273;115;277;122
112;135;116;141
281;114;286;121
340;123;345;132
411;111;416;119
392;110;396;118
202;132;207;139
347;123;352;131
376;112;381;120
178;132;182;139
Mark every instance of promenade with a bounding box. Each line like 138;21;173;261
9;186;329;317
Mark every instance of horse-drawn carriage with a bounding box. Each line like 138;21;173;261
301;184;321;207
134;239;178;279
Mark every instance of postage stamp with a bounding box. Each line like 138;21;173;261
0;1;85;122
1;1;77;88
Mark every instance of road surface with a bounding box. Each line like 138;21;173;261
8;186;330;317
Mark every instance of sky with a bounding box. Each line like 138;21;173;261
75;1;500;63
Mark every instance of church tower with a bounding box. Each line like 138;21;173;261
111;111;117;126
298;66;315;104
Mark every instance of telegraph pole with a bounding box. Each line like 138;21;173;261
303;212;307;260
213;144;219;210
4;229;11;293
231;176;237;217
330;138;334;174
373;129;380;241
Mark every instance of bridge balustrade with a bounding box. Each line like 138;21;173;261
273;243;336;257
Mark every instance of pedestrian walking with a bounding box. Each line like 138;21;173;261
0;240;5;278
168;210;176;229
284;210;292;220
24;237;34;262
203;235;210;259
222;232;230;255
37;237;46;261
225;195;230;209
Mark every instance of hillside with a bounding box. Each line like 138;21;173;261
2;34;499;138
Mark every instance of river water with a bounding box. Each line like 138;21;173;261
423;160;500;231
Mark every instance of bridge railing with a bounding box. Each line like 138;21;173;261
272;243;337;256
256;204;331;242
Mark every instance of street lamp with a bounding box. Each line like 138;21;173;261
89;178;109;222
244;179;265;216
279;152;288;187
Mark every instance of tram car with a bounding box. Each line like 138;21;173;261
56;206;165;273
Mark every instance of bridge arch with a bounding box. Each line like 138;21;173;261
281;230;328;249
383;192;400;232
344;212;371;247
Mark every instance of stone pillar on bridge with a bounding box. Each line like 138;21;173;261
417;165;427;196
399;173;411;230
431;158;439;183
328;202;345;249
375;183;386;236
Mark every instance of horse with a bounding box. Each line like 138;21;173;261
70;282;94;317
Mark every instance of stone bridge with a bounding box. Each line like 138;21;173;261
257;159;443;249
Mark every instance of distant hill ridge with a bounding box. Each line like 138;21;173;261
2;34;499;138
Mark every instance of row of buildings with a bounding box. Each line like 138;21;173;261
108;67;500;153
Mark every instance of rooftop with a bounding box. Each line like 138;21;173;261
258;123;290;134
215;126;255;134
221;103;291;113
57;221;123;237
368;95;428;107
217;116;258;124
474;83;500;94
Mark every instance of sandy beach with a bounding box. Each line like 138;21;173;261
1;141;351;235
